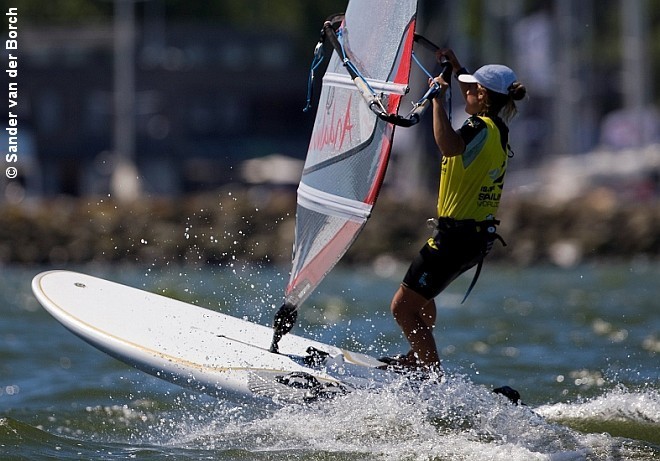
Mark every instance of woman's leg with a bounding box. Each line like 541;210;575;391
390;284;440;367
420;296;437;329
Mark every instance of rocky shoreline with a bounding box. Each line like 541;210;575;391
1;186;658;268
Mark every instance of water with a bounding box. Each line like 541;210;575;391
1;261;658;460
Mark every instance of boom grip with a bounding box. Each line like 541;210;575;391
353;77;383;111
439;61;452;83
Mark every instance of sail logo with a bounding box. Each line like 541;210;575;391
311;94;354;152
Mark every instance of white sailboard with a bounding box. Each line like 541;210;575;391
32;270;395;402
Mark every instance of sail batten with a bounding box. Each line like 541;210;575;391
323;72;409;95
298;182;371;222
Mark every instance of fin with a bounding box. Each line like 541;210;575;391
493;385;523;405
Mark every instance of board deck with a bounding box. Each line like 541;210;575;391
32;270;395;402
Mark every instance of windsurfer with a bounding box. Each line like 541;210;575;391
383;49;527;374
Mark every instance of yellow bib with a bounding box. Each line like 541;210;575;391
437;116;508;221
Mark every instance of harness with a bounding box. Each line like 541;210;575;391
428;217;507;303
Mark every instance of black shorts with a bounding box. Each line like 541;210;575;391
402;224;494;300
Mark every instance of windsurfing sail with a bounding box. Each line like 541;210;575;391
270;0;423;353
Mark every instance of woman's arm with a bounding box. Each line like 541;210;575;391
437;48;470;101
432;78;464;157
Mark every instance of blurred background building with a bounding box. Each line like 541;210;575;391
1;0;659;202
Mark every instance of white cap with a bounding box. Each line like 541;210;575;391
458;64;517;95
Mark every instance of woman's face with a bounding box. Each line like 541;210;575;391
465;83;487;115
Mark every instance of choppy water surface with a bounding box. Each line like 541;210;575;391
1;261;658;460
